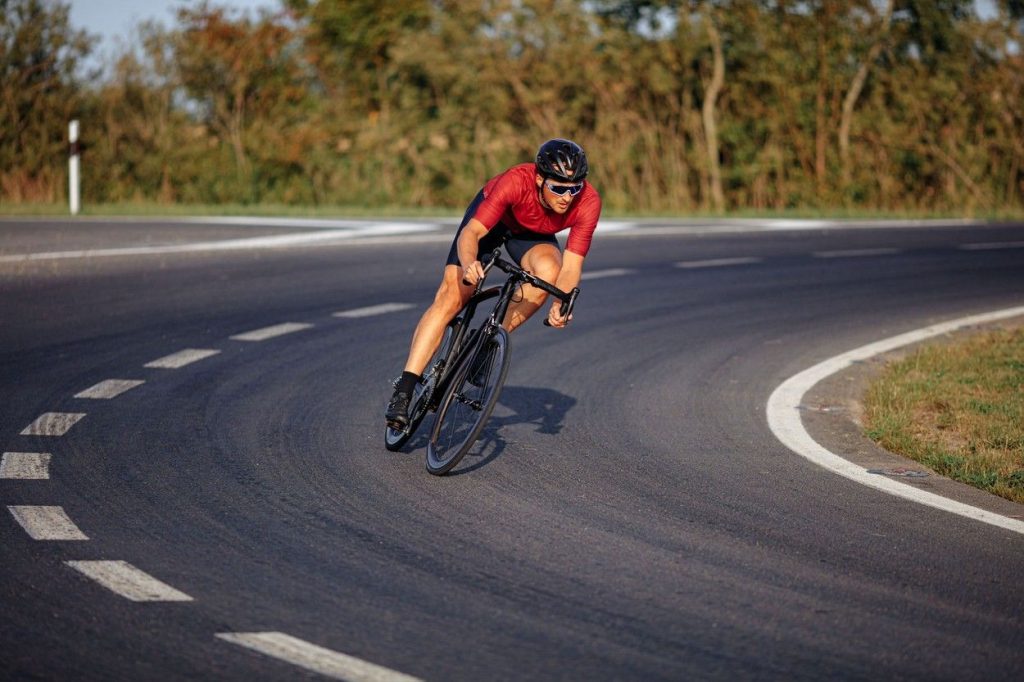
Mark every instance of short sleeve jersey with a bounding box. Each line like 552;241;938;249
472;163;602;257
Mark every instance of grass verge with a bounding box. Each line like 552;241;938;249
863;327;1024;504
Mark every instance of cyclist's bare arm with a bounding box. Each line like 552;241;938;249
547;250;584;327
457;219;489;285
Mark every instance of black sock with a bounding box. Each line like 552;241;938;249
396;371;421;395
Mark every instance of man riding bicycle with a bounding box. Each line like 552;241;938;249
385;138;602;431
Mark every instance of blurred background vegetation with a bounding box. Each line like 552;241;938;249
2;0;1023;214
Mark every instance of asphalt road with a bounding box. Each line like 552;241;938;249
1;219;1023;680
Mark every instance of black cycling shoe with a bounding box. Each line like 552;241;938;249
385;390;411;430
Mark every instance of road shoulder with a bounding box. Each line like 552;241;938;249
800;315;1024;524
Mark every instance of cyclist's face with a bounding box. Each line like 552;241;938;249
536;174;580;214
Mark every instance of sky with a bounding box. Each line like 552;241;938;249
68;0;279;65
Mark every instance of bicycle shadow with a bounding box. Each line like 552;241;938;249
447;385;577;475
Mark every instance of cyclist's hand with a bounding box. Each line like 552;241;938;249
546;301;571;328
461;260;485;286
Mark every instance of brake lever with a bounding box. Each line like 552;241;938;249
542;287;580;327
461;252;500;288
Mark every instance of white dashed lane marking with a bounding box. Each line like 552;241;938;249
20;412;86;436
580;268;634;281
144;348;221;369
812;248;902;258
230;322;313;342
333;302;414;318
1;452;51;479
676;257;762;269
8;505;88;540
74;379;145;399
217;632;423;682
959;241;1024;251
66;560;194;602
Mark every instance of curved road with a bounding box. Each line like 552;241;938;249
2;219;1023;680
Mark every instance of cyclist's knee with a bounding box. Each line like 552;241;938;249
534;261;561;284
522;247;561;284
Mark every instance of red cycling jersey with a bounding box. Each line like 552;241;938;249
472;163;602;257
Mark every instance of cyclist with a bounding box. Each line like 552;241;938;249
385;138;602;431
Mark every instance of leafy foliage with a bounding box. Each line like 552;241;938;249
2;0;1023;212
0;0;93;201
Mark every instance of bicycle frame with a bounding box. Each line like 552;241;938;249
428;251;579;405
421;285;499;411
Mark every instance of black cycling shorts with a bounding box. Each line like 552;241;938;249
445;189;559;268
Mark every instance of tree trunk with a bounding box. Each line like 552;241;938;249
839;0;894;191
814;4;830;197
702;8;725;212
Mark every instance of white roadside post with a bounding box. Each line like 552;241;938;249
69;120;80;215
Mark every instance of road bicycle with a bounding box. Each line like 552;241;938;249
384;250;579;475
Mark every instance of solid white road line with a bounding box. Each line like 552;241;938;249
812;248;902;258
676;257;762;269
230;322;313;342
181;217;370;228
333;302;414;318
593;221;638;233
0;230;353;262
766;305;1024;536
0;224;445;263
959;241;1024;251
181;218;443;237
580;268;634;281
1;219;997;264
66;560;193;602
8;505;88;540
1;452;51;479
74;379;145;399
145;348;221;369
20;412;86;436
216;632;423;682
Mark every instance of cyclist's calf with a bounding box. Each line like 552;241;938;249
405;266;473;375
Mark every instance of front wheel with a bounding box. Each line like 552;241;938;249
426;327;511;475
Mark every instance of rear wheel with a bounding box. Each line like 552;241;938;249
426;327;510;475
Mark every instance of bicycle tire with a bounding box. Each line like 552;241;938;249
426;327;511;475
384;320;460;451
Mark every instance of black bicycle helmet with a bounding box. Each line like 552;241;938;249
535;138;588;182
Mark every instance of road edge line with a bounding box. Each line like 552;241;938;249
766;305;1024;536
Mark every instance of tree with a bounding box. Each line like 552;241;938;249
0;0;94;202
173;2;310;201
